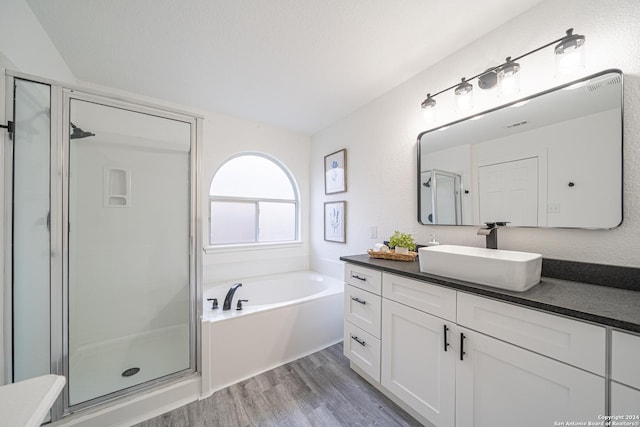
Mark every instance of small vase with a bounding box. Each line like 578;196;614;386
395;246;409;255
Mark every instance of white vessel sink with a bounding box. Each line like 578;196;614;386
418;245;542;292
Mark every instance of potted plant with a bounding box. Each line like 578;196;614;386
388;230;416;255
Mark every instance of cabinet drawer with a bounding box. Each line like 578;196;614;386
345;264;382;295
382;273;456;321
612;330;640;389
344;321;381;382
345;285;381;338
457;292;605;375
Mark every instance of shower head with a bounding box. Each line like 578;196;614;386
70;122;95;139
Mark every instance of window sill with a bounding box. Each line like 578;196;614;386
203;241;304;254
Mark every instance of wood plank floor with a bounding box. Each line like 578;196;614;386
134;342;422;427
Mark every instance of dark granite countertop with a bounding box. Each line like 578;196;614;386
340;254;640;334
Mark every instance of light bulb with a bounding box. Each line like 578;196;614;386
454;78;473;112
421;94;436;123
498;58;520;98
555;29;586;76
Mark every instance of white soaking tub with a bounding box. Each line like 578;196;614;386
201;271;344;395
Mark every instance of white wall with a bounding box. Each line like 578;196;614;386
200;113;311;284
0;0;75;83
311;0;640;277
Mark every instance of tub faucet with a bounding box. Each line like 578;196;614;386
477;222;508;249
223;283;242;311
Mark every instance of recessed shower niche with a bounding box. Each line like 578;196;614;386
104;167;130;207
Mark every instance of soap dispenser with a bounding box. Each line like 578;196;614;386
426;234;440;247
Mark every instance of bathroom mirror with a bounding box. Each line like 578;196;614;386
418;69;623;229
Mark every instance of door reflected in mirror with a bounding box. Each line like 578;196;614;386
417;70;623;229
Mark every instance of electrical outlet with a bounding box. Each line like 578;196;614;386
369;225;377;239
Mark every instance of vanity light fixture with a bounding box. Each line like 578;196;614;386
497;57;521;97
454;78;473;111
555;28;586;75
421;93;436;122
420;28;585;120
478;69;497;90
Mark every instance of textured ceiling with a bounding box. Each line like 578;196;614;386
27;0;545;134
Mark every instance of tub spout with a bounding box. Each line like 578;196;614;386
223;283;242;311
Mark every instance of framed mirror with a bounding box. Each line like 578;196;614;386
417;69;623;229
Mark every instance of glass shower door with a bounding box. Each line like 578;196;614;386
11;78;52;382
67;97;193;406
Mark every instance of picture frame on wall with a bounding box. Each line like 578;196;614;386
324;201;346;243
324;149;346;194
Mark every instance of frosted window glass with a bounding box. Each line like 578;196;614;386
209;154;299;246
210;155;294;199
210;201;257;244
259;202;296;242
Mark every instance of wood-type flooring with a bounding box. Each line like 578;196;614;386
134;342;421;427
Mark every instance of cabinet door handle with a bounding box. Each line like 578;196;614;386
351;335;366;347
460;333;466;361
351;297;367;305
443;324;450;352
351;274;367;282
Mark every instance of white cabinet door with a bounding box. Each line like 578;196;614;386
381;299;455;427
612;330;640;389
456;327;605;427
611;382;640;416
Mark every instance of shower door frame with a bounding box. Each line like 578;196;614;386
3;69;203;421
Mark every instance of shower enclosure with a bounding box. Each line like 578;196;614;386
420;169;463;225
2;73;201;420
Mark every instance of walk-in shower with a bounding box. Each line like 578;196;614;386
2;73;201;421
420;169;463;225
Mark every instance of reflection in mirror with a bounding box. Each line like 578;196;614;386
418;70;623;229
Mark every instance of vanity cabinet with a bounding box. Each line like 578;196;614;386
343;263;611;427
610;330;640;414
380;274;458;426
381;298;456;427
456;326;604;426
343;265;382;381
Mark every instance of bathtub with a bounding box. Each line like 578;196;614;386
200;271;344;395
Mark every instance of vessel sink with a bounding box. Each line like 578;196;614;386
418;245;542;292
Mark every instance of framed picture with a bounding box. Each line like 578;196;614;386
324;201;346;243
324;149;346;194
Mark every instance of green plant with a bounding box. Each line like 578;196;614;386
388;230;416;251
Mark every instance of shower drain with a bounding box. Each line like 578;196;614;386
121;367;140;377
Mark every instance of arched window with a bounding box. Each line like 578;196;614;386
209;154;299;245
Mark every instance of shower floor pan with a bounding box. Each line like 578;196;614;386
68;324;190;406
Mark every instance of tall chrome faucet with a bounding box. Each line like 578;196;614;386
477;222;508;249
223;283;242;310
